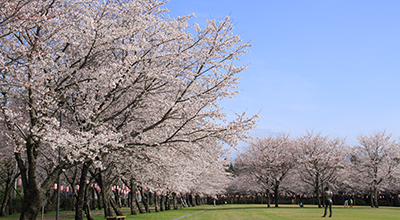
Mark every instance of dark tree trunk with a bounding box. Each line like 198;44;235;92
159;195;164;211
129;181;137;215
83;182;94;220
75;161;92;220
154;194;159;212
190;194;195;207
373;184;379;208
95;188;102;209
0;178;13;216
16;142;45;220
97;173;112;218
274;185;280;207
139;187;150;213
134;191;145;214
91;187;96;210
173;193;178;209
84;201;94;220
110;196;123;216
315;174;321;208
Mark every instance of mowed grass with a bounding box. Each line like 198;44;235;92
121;204;399;220
1;204;399;220
182;204;400;220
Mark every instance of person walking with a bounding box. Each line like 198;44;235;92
322;186;333;218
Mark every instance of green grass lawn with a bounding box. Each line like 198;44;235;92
1;204;399;220
181;204;400;220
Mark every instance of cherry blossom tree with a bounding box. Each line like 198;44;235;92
295;131;348;208
1;0;256;219
235;134;296;207
350;131;400;208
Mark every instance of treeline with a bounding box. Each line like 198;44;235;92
228;131;400;208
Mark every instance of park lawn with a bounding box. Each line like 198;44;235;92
60;205;215;220
83;204;400;220
183;204;400;220
2;205;399;220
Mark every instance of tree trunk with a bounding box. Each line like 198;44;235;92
91;187;96;210
274;185;280;207
267;191;270;208
110;197;123;216
75;161;92;220
154;194;159;212
129;181;137;215
0;179;12;216
373;184;379;208
139;187;150;213
83;183;94;220
95;188;102;209
84;201;94;220
190;194;195;207
173;193;178;209
134;191;145;213
16;144;45;220
165;193;170;210
97;173;112;218
160;195;164;211
315;175;321;208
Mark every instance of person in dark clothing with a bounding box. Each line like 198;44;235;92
322;186;333;218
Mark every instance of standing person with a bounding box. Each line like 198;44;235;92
322;186;333;218
344;195;349;207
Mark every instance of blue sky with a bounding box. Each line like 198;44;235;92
165;0;400;149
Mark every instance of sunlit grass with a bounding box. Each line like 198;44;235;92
1;204;399;220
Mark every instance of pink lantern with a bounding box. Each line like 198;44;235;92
76;185;80;190
60;186;63;191
66;186;69;192
54;183;57;190
18;179;22;187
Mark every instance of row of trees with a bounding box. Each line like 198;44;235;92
231;131;400;209
0;0;257;219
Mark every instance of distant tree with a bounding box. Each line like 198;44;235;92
236;134;296;207
350;131;400;208
295;131;348;208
